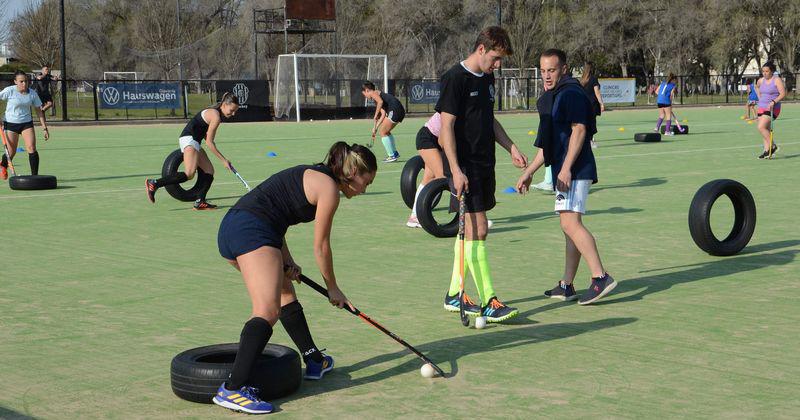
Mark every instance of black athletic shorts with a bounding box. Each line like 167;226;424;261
449;167;496;213
3;121;34;134
39;92;53;103
386;105;405;123
218;209;283;260
416;126;440;150
657;103;671;108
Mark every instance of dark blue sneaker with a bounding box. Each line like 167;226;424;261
579;273;617;305
213;383;273;414
444;292;481;316
544;282;579;301
481;297;519;323
304;353;334;380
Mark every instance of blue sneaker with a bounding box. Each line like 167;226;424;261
213;383;273;414
443;292;481;316
304;353;334;380
481;297;519;323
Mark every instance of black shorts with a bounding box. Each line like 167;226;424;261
416;126;440;150
385;104;405;123
3;121;34;134
39;92;53;103
657;103;671;108
449;168;496;213
218;209;283;260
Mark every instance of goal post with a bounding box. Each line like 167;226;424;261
274;54;388;122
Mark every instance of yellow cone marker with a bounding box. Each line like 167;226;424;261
618;127;625;132
528;130;535;135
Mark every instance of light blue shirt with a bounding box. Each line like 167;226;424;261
0;85;42;124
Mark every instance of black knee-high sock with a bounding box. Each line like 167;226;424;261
198;171;214;201
153;172;188;188
279;301;323;363
1;154;7;168
29;152;39;176
227;317;273;390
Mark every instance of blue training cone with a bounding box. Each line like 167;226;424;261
17;147;25;152
503;186;517;194
266;152;278;157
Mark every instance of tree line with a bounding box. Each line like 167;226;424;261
4;0;800;84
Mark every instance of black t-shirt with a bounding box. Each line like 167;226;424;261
379;91;402;111
582;76;601;115
231;164;337;237
435;62;496;171
36;74;53;94
180;108;219;142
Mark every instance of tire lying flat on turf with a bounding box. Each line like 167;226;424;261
416;177;458;238
400;155;425;209
634;133;661;142
171;343;301;404
688;179;756;256
161;149;204;202
8;175;57;190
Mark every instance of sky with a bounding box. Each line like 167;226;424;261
1;0;41;28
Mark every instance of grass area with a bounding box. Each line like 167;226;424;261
1;106;799;418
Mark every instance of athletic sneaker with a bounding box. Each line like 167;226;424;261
578;273;617;305
664;131;674;136
0;166;7;180
304;353;334;380
145;179;157;203
590;139;598;149
383;155;398;163
487;220;494;229
532;181;553;191
544;282;579;301
443;292;481;316
481;297;518;323
406;215;421;228
769;144;779;158
193;199;217;210
757;150;769;159
213;383;273;414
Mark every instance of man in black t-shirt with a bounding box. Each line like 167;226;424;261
35;66;58;112
437;26;528;323
516;49;616;306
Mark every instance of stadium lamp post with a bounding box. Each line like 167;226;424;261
59;0;67;121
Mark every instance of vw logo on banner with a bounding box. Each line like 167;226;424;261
411;84;425;102
232;83;249;104
102;86;120;105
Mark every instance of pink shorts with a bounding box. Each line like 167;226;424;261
757;106;781;119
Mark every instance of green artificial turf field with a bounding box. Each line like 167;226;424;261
1;105;799;418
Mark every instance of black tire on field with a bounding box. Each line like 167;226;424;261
401;155;425;209
660;125;690;135
8;175;58;190
634;133;662;142
171;343;302;404
161;149;204;202
416;177;458;238
688;179;756;256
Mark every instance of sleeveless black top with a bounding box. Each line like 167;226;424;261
180;108;219;142
379;91;402;111
231;164;337;237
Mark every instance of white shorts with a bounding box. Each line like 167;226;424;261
555;179;591;214
179;135;201;152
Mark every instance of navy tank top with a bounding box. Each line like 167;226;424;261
231;164;337;236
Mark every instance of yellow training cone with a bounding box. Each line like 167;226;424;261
682;119;688;123
747;120;754;124
618;127;625;132
528;130;535;135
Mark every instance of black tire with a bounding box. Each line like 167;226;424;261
688;179;756;256
8;175;57;190
400;155;425;209
416;177;458;238
634;133;662;142
171;343;302;404
660;125;690;135
161;149;204;202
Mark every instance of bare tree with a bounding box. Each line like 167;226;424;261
9;0;61;69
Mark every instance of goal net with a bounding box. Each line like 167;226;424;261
103;72;145;81
274;54;388;121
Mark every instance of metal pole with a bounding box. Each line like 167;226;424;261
177;0;183;82
253;10;259;78
59;0;67;121
293;54;301;122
